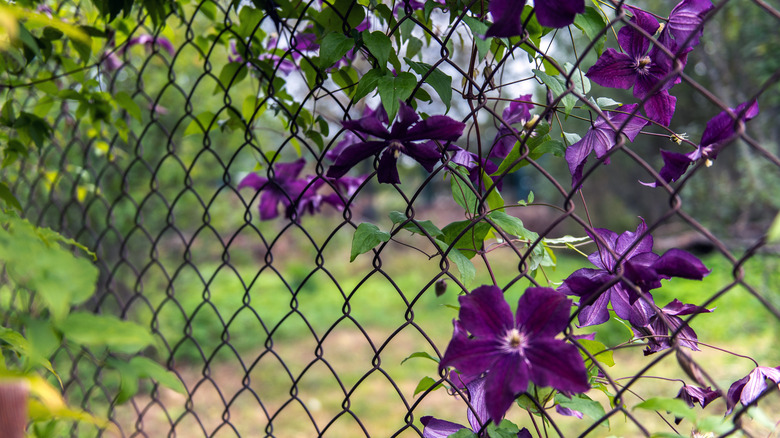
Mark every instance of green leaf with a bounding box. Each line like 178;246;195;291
413;376;442;396
486;423;520;438
216;61;248;91
487;210;537;241
184;111;215;136
768;211;780;243
450;168;479;214
405;58;453;110
127;356;185;394
376;72;417;121
449;430;478;438
493;122;552;175
0;181;22;211
578;339;615;367
312;0;366;32
461;16;491;59
596;96;621;108
389;211;443;237
112;91;142;122
400;351;439;365
354;68;384;101
543;235;590;245
350;223;391;262
435;239;476;286
574;7;608;56
441;220;491;259
0;217;98;319
554;393;609;427
634;398;697;422
319;33;355;69
58;312;156;354
363;30;392;69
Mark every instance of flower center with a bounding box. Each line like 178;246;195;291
388;140;404;159
636;56;652;73
503;328;526;352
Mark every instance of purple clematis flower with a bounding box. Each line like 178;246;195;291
585;8;686;126
726;366;780;414
239;159;351;220
491;95;535;159
558;219;710;327
677;384;720;409
326;102;465;184
565;104;648;187
629;297;713;354
649;100;759;186
486;0;584;37
439;285;590;424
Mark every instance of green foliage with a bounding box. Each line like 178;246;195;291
350;222;391;262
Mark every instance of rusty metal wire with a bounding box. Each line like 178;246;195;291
3;0;780;436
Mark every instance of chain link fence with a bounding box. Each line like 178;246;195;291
3;0;780;436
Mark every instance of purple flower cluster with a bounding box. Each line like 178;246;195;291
238;158;364;220
558;219;710;343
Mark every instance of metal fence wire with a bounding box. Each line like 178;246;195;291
4;0;780;436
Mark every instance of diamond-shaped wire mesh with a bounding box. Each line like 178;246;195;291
3;0;780;436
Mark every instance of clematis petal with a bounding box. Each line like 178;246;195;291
558;268;613;299
342;116;391;139
503;95;533;125
615;218;653;259
606;104;648;141
516;287;573;338
238;173;268;191
491;127;519;160
741;367;769;406
420;416;469;438
439;326;502;381
652;248;710;280
273;158;306;182
391;101;421;137
699;100;759;160
576;289;612;327
617;8;659;59
586;228;619;270
666;0;713;50
526;338;590;393
377;149;401;184
643;149;693;187
483;355;530;424
585;49;638;90
726;375;749;414
258;190;285;220
485;0;528;37
405;115;466;142
326;141;388;179
556;404;584;419
465;377;489;432
642;91;677;126
610;284;637;320
457;285;515;338
662;298;712;316
534;0;584;28
405;140;443;172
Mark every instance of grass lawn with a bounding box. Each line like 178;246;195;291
117;236;780;437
